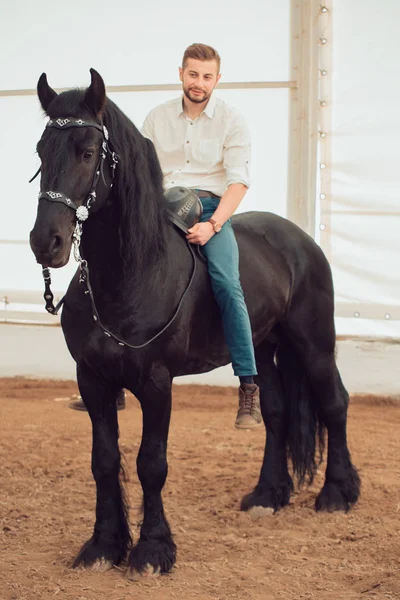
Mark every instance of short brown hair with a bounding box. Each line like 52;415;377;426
182;43;221;72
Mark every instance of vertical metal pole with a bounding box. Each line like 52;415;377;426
287;0;320;237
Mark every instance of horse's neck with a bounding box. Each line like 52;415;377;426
80;212;194;322
80;208;173;303
81;210;127;296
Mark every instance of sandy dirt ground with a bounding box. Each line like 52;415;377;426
0;378;399;600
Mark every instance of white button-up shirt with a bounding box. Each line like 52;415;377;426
141;94;251;198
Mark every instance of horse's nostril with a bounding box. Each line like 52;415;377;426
50;234;63;255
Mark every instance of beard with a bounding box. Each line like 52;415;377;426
183;85;211;104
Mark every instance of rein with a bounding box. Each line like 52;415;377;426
32;117;197;349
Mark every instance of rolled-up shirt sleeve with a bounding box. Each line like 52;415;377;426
223;110;251;189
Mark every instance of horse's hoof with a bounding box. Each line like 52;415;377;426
248;506;275;520
91;558;114;572
315;482;351;512
241;483;292;513
127;537;176;577
72;534;130;570
126;563;161;581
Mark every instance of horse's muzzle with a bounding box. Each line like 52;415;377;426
30;230;70;268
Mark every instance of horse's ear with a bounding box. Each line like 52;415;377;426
84;68;106;117
37;73;58;113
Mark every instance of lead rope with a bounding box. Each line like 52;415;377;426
42;267;66;315
39;219;85;316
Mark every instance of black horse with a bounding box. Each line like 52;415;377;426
29;69;360;578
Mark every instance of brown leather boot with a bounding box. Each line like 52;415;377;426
235;383;262;429
68;391;126;411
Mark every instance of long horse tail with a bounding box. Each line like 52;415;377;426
275;336;325;486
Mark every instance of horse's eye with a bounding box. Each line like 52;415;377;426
83;150;94;160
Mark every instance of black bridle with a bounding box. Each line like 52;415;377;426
36;116;118;215
33;117;119;315
32;116;197;349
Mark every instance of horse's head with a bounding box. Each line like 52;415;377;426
30;69;115;268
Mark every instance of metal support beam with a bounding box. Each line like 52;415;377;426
0;81;296;98
287;0;320;237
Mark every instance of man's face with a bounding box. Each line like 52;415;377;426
179;58;221;104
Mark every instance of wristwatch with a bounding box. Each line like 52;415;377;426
208;218;222;233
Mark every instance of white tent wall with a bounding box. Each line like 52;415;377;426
319;0;400;338
1;0;290;89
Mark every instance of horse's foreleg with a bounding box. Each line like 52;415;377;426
241;340;293;515
72;366;131;570
127;366;176;579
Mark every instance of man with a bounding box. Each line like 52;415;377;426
142;43;261;429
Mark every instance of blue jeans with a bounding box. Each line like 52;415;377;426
198;195;257;377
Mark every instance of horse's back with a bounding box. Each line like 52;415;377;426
232;211;333;327
233;210;331;285
233;211;318;258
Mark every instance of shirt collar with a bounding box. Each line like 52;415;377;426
176;96;185;118
203;93;217;118
176;93;217;119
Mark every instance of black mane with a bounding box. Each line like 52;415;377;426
103;97;168;271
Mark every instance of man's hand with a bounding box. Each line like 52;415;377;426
186;222;215;246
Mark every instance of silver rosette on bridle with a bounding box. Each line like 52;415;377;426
76;206;89;222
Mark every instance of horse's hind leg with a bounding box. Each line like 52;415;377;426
312;359;360;511
241;339;293;515
284;298;360;512
72;366;131;569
